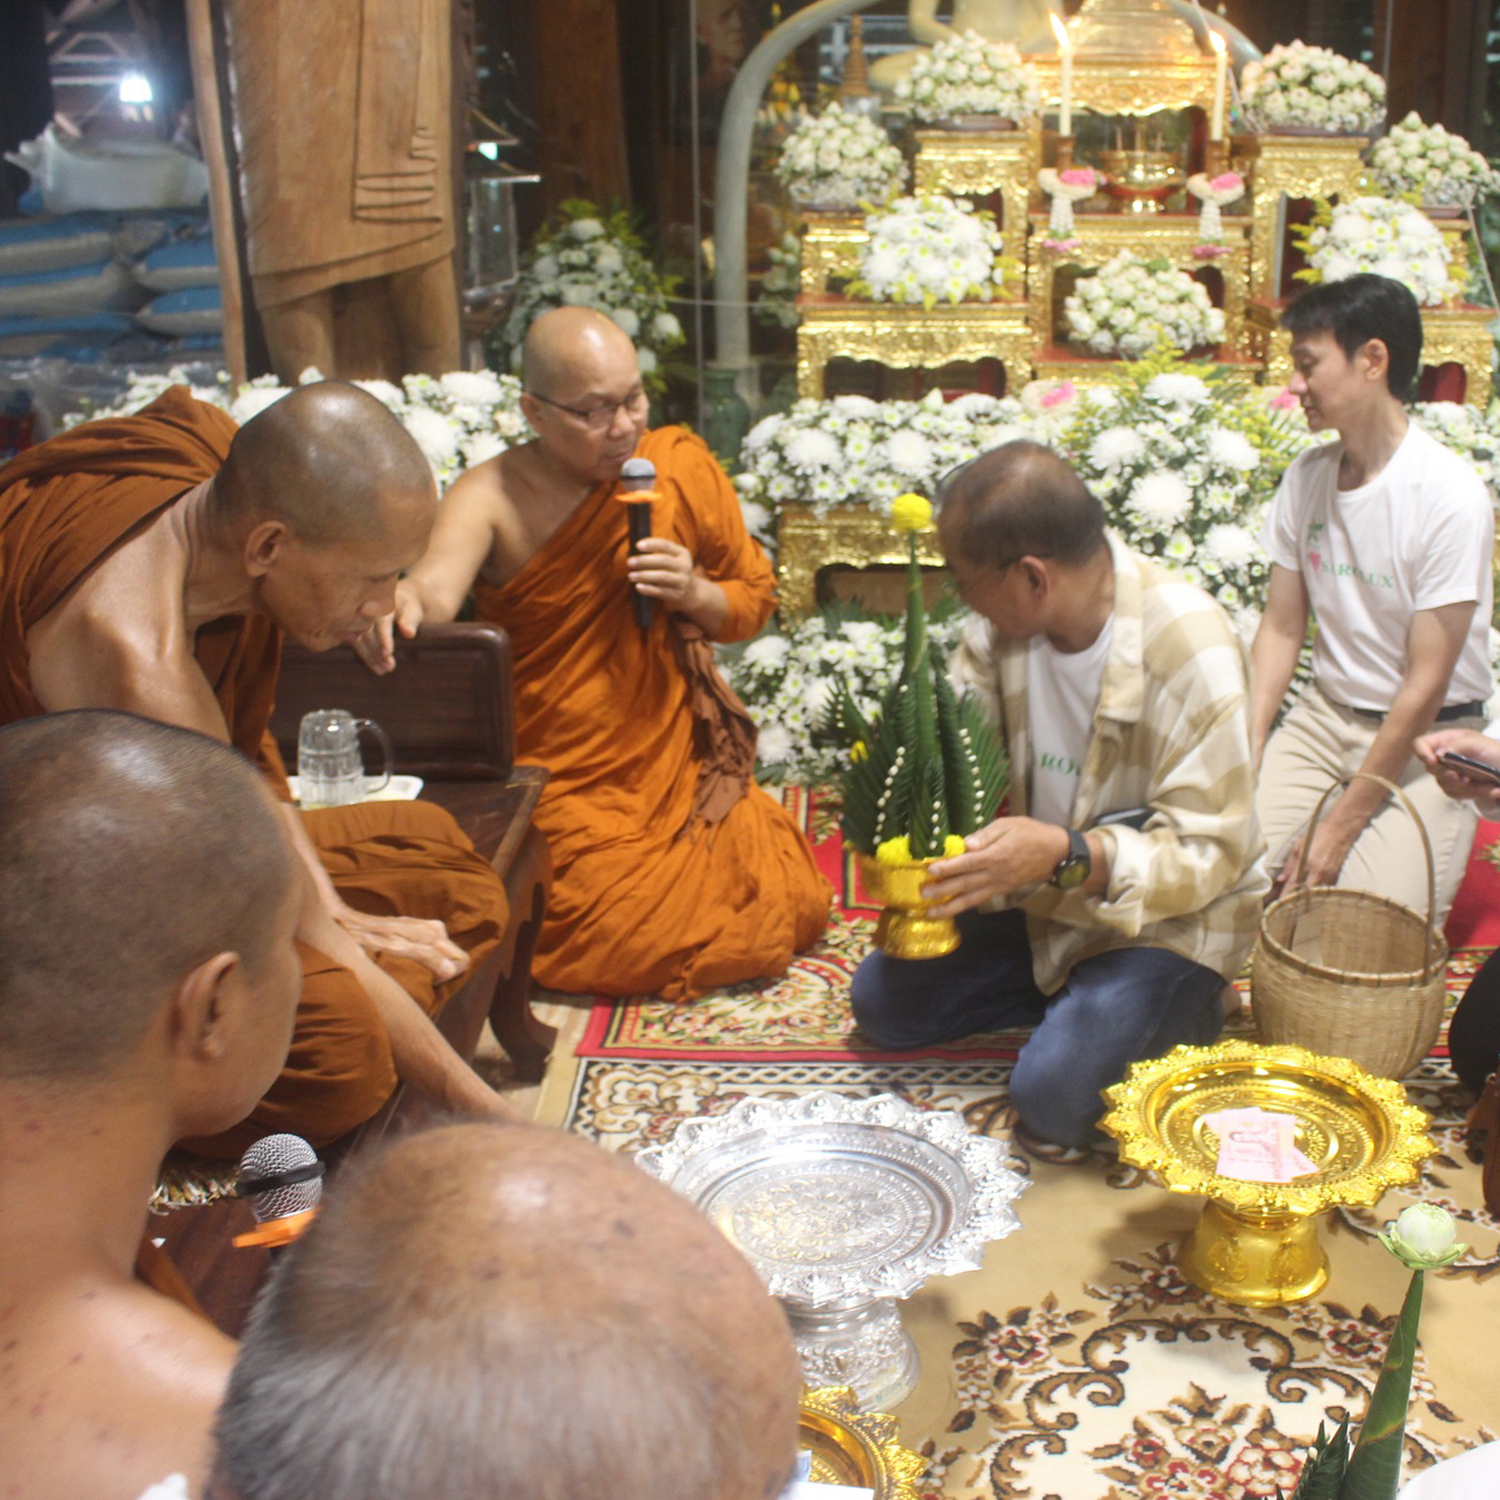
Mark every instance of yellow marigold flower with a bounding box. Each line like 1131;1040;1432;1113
875;835;913;865
943;834;966;857
890;492;933;534
850;739;868;763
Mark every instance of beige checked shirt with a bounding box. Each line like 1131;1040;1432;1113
955;532;1269;993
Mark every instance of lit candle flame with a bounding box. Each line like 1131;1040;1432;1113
1207;27;1227;58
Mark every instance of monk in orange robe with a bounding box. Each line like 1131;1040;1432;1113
375;308;831;1000
0;382;515;1154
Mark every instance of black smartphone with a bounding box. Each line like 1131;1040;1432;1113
1437;750;1500;786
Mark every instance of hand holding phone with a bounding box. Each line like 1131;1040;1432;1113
1437;750;1500;786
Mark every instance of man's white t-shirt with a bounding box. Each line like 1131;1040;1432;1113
1026;616;1113;826
1261;422;1494;711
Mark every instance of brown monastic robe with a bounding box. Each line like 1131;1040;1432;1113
0;388;508;1156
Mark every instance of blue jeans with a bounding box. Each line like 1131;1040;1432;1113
850;910;1226;1147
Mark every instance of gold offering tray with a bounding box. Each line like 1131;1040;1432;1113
1101;1041;1435;1305
799;1386;926;1498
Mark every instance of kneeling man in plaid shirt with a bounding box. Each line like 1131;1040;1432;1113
851;441;1269;1148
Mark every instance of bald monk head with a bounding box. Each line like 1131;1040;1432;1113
519;307;650;487
0;711;304;1500
210;1123;803;1500
211;381;439;651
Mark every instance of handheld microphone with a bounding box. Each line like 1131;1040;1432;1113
618;456;657;631
231;1133;325;1250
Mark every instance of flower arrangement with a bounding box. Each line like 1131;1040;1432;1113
1286;1205;1464;1499
1369;111;1500;208
895;30;1041;124
734;390;1033;519
1240;41;1386;137
854;194;1010;307
493;199;684;388
1412;400;1500;489
64;367;529;486
834;495;1007;864
725;605;967;782
774;103;906;210
1037;165;1102;245
1053;347;1316;630
1064;252;1226;358
1297;196;1455;306
1185;170;1247;250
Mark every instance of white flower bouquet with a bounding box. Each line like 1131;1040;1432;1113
1064;252;1226;358
896;30;1041;124
734;389;1034;519
1053;350;1317;634
1299;196;1454;306
1369;112;1500;208
1412;401;1500;490
1240;42;1385;137
724;607;967;781
65;366;530;487
775;103;906;211
854;194;1009;307
495;199;684;388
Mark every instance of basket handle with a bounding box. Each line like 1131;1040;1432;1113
1294;771;1437;931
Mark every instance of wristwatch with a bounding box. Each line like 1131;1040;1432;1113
1050;829;1091;890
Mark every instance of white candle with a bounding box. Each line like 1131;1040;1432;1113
1050;11;1072;138
1208;29;1227;142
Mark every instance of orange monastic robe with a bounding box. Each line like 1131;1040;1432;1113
0;388;508;1155
475;427;831;1001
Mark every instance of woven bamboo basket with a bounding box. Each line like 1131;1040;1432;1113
1250;774;1447;1079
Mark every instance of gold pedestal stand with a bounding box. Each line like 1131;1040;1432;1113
858;855;958;959
912;123;1042;266
777;502;946;617
798;210;868;295
795;297;1034;400
1028;211;1250;350
1230;132;1369;295
1101;1039;1435;1307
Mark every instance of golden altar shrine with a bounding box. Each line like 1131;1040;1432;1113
778;503;948;617
912;124;1041;266
777;0;1497;614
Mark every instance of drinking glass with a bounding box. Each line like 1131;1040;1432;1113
296;709;394;807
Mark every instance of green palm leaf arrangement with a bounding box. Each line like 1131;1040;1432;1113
835;493;1007;863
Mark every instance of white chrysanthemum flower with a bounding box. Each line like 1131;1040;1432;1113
439;370;504;406
570;218;605;240
608;306;641;338
1089;426;1146;470
1206;427;1260;472
1127;471;1193;528
636;348;658;373
741;635;791;671
832;394;882;415
885;429;936;476
1144;372;1212;407
653;311;683;343
229;385;292;423
403;406;461;468
785;428;842;470
739;499;773;542
462;431;507;468
1204;522;1260;567
352;378;404;409
757;722;794;764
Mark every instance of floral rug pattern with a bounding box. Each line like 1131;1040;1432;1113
563;1058;1499;1498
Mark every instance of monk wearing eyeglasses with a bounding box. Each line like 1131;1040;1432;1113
368;307;831;1001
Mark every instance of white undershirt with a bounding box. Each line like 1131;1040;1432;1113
1026;616;1113;827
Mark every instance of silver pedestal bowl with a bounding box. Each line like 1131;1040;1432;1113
634;1092;1027;1410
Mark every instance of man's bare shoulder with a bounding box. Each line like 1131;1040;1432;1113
0;1281;231;1500
446;443;531;519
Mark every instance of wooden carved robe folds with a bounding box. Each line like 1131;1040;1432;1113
224;0;460;380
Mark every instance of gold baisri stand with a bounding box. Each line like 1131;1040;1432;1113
1100;1040;1435;1306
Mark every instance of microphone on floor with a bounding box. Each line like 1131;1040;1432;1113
618;456;658;631
231;1132;325;1250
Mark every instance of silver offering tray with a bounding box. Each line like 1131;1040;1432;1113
635;1092;1027;1409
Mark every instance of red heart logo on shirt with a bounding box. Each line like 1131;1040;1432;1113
1308;550;1321;573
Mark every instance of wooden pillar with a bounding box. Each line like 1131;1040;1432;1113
1374;0;1490;142
531;0;631;214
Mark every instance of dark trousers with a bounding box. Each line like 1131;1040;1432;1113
850;910;1226;1147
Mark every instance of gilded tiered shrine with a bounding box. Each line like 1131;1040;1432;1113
780;0;1495;613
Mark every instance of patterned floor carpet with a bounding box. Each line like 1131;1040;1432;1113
540;793;1500;1498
